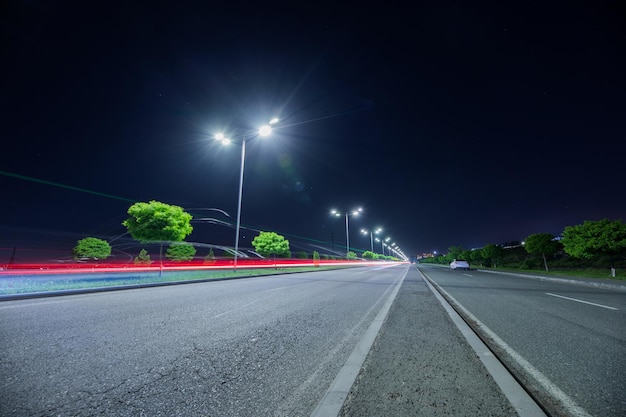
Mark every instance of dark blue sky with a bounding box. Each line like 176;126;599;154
2;1;625;260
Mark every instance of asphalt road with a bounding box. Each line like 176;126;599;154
1;264;410;416
418;264;626;417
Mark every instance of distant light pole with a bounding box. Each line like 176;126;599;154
378;236;390;256
361;227;382;252
331;207;362;258
215;118;279;269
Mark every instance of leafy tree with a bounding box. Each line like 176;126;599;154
73;237;111;260
134;249;151;265
460;250;473;262
347;251;358;260
562;219;626;267
482;244;504;267
122;200;193;243
447;245;464;260
524;233;562;271
251;231;291;258
166;242;197;261
296;251;308;259
362;250;376;260
313;250;320;266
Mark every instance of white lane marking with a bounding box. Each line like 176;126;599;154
546;293;618;310
462;273;473;277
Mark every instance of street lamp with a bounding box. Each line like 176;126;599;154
376;236;391;256
331;207;362;258
215;118;279;269
361;227;382;252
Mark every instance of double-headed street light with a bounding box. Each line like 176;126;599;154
215;118;279;269
331;207;362;258
376;236;391;256
361;227;382;252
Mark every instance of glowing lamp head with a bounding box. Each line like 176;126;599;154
215;133;230;145
258;125;272;137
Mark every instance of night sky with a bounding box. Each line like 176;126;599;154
2;1;625;260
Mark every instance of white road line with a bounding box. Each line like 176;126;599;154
545;293;618;310
462;273;473;277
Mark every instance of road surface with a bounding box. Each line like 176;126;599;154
1;264;520;416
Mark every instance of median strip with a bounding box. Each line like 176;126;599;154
310;265;409;417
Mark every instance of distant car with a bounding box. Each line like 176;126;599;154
450;259;470;270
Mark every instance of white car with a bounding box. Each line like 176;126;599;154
450;259;470;270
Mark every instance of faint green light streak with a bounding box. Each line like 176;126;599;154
0;170;136;203
1;170;343;250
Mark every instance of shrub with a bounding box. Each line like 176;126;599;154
204;248;216;264
134;249;151;265
73;237;111;260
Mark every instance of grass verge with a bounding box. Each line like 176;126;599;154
0;265;351;296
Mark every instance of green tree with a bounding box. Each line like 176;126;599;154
313;250;320;266
468;248;484;265
482;244;504;268
296;251;308;259
251;231;291;258
460;250;473;262
524;233;562;271
447;245;464;260
362;250;376;260
562;219;626;272
122;200;193;243
347;251;357;260
73;237;111;260
134;249;151;265
166;242;197;261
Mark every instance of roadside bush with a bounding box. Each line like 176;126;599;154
204;248;216;264
134;249;151;265
73;237;111;260
520;258;539;269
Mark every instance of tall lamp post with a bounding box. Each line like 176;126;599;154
361;227;382;252
215;118;279;270
331;207;362;258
